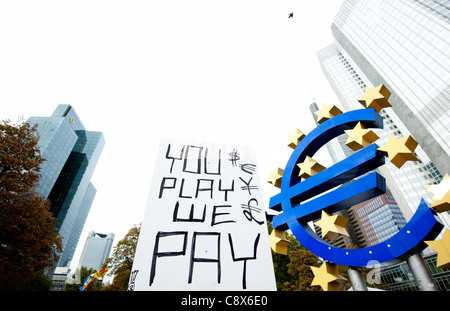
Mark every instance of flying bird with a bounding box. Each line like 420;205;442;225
288;12;294;18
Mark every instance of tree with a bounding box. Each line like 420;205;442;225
284;248;323;291
270;223;392;291
102;223;140;291
268;223;322;291
0;118;62;290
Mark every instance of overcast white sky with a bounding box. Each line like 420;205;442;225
0;0;344;272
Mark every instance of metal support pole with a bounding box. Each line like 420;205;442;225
347;268;368;291
406;253;439;291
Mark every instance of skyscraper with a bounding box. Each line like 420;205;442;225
78;231;114;271
352;190;407;247
316;0;450;230
28;105;105;267
330;0;449;175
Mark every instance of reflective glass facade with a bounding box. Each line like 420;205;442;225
317;7;450;231
353;192;407;246
380;253;450;291
27;116;78;198
331;0;450;175
78;231;114;271
27;105;105;267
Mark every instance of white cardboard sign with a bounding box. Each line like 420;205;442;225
129;139;276;291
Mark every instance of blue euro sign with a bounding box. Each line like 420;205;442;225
269;108;443;267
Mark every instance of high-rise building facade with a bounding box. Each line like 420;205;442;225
78;231;114;271
28;105;105;267
352;190;407;247
316;0;450;230
331;0;450;175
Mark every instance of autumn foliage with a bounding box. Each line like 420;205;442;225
101;224;140;291
0;118;62;290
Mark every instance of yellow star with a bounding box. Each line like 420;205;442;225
269;228;292;255
297;156;326;179
267;168;284;188
311;262;347;291
377;135;419;168
314;104;343;124
357;84;392;112
344;122;380;151
425;229;450;269
425;174;450;213
315;210;349;241
287;129;306;149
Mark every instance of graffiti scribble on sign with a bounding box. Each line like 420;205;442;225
130;140;276;290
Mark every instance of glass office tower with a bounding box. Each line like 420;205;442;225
78;231;114;271
330;0;450;175
352;190;407;247
316;0;450;230
28;105;105;267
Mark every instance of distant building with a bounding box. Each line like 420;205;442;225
352;190;407;247
51;266;71;291
78;231;114;271
28;105;105;268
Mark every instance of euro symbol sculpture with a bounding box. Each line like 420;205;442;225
269;107;443;267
